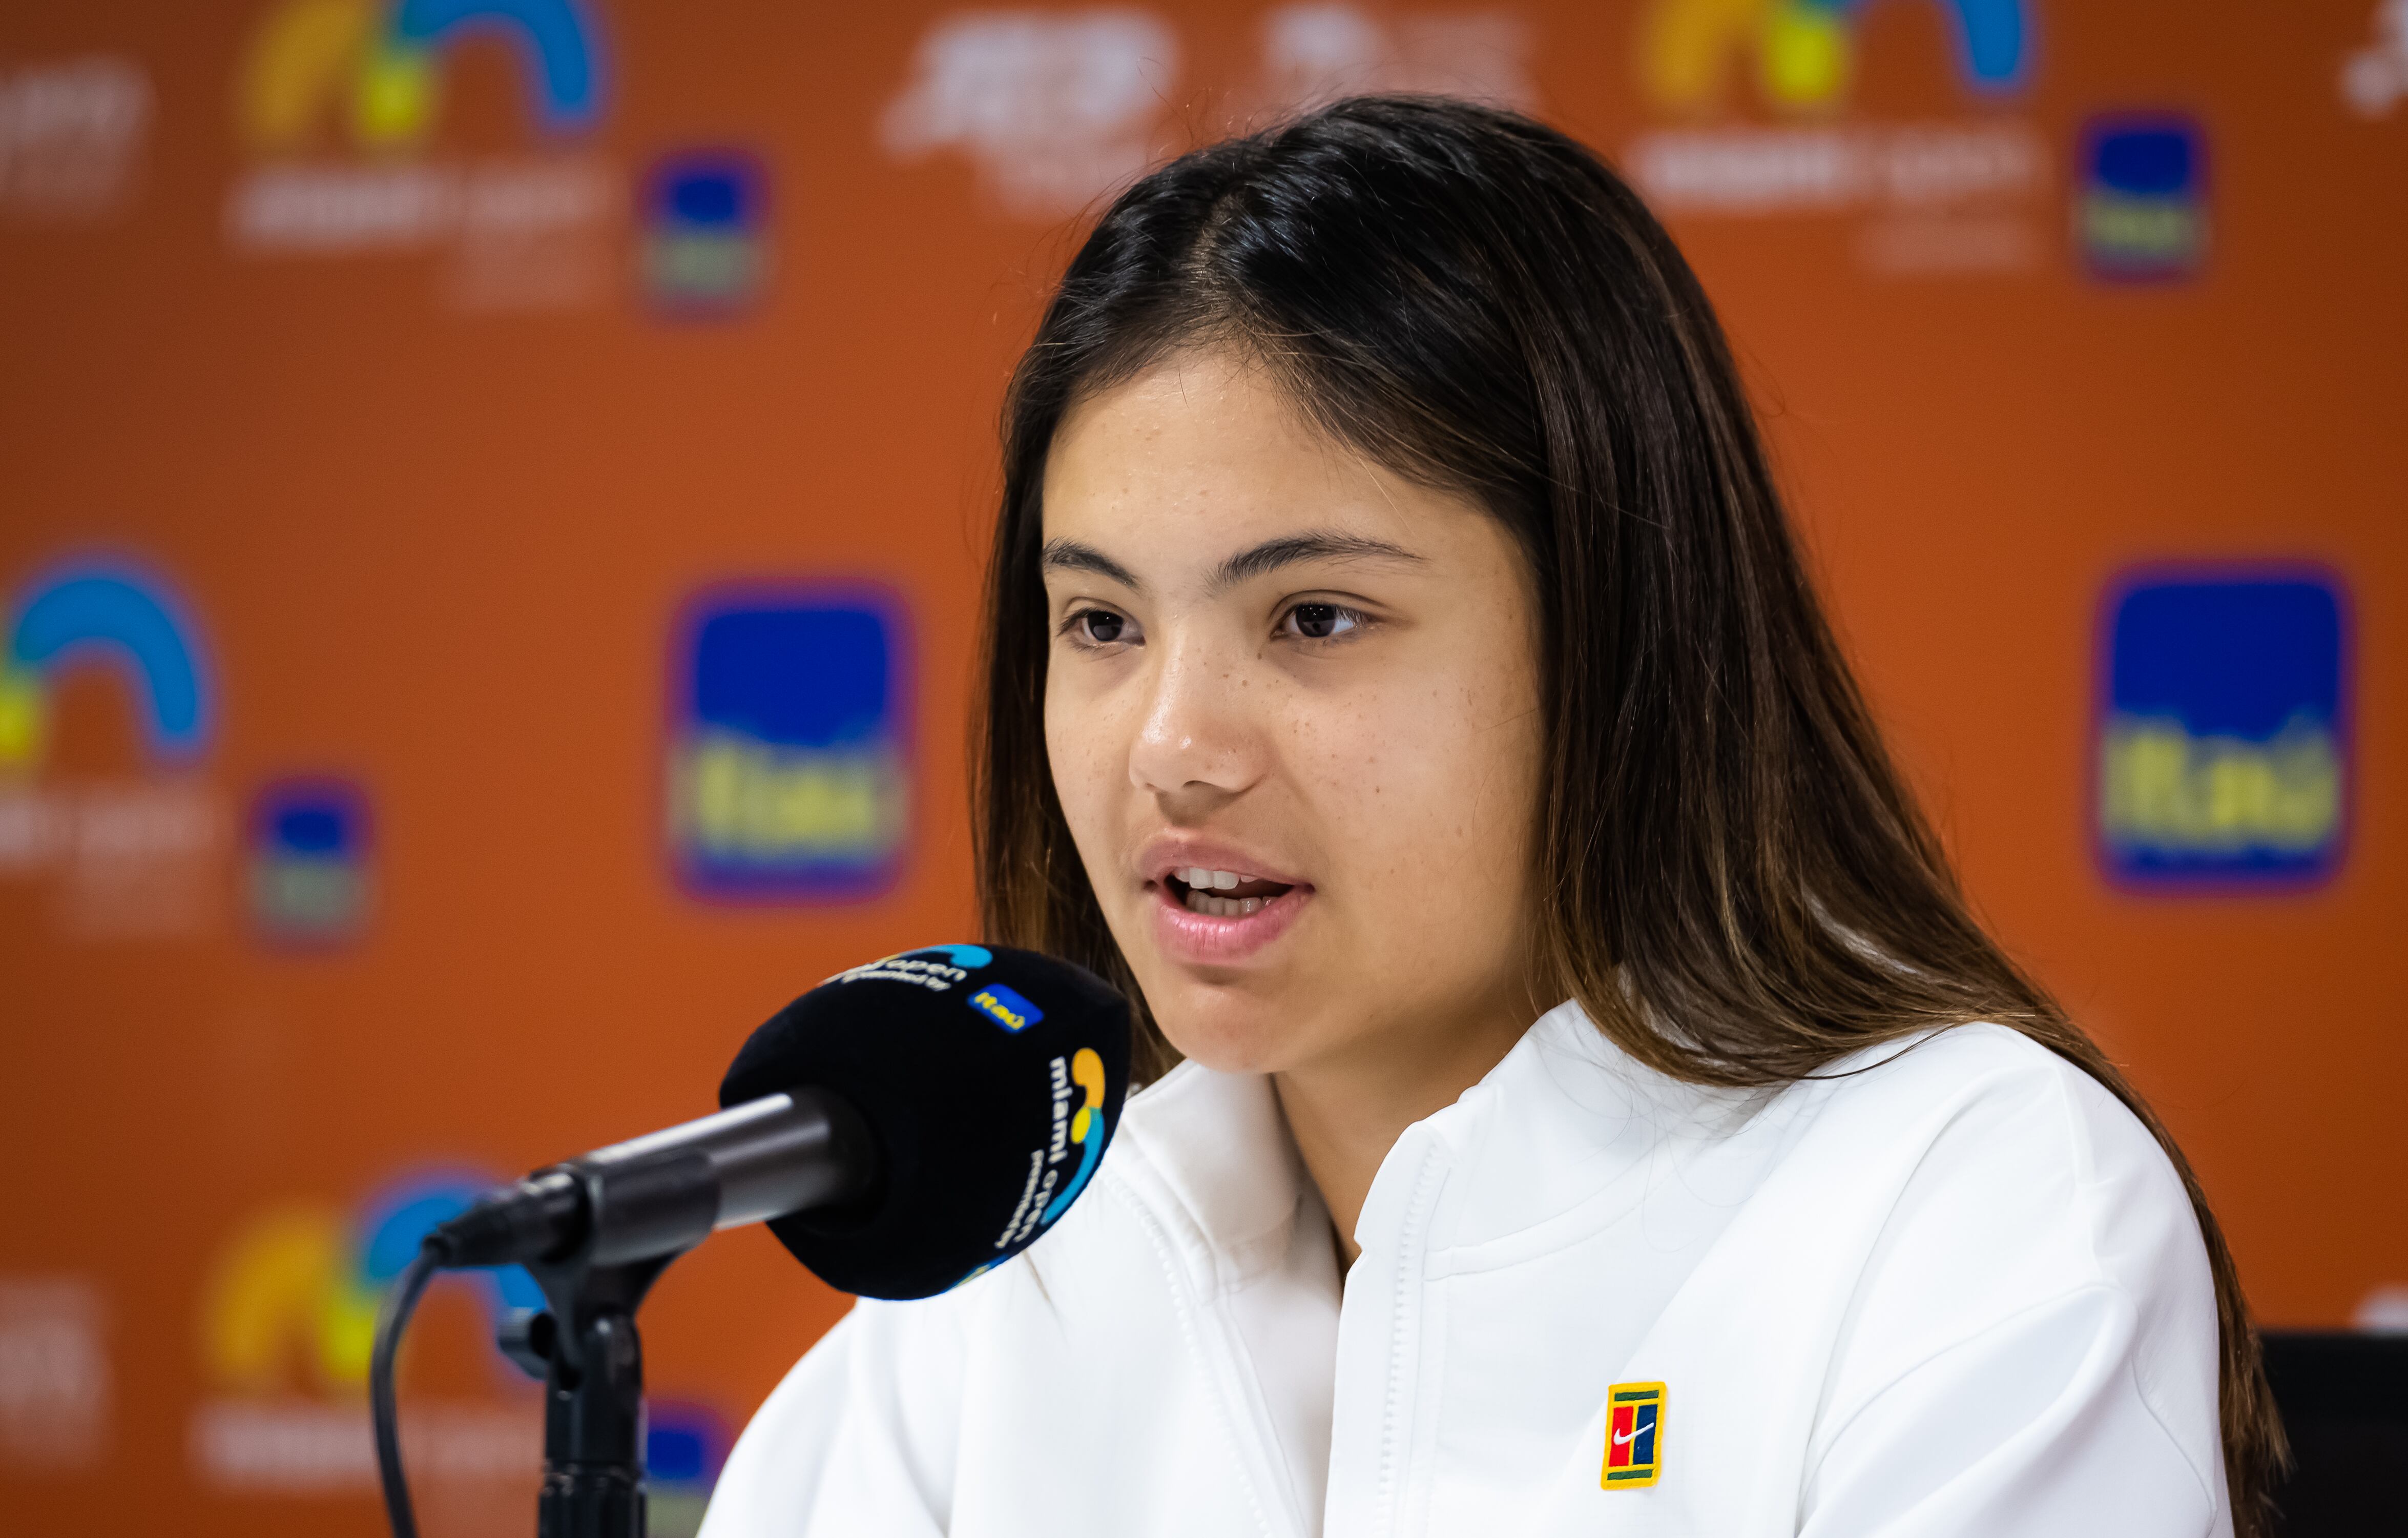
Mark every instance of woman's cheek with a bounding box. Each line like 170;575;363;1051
1326;680;1532;964
1045;688;1120;883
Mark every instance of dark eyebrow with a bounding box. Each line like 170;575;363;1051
1209;531;1423;593
1040;538;1143;590
1040;529;1424;596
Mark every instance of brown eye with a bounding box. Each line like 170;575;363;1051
1077;609;1127;644
1285;602;1358;640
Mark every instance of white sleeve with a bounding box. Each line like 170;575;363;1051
697;1297;968;1538
1799;1040;2228;1538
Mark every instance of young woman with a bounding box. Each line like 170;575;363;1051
702;97;2280;1537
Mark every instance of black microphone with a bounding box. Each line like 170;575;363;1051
428;1089;875;1272
720;941;1133;1299
373;945;1132;1538
427;943;1133;1299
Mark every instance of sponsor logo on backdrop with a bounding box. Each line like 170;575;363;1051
2076;114;2205;282
192;1171;545;1493
0;559;226;939
2343;0;2408;118
881;7;1537;221
225;0;619;311
192;1174;728;1519
1244;4;1538;117
641;149;769;316
0;1277;110;1470
667;586;910;901
2096;568;2348;890
249;777;373;946
1625;0;2047;277
2358;1285;2408;1332
1640;0;2027;112
643;1403;731;1538
0;57;152;223
882;9;1180;220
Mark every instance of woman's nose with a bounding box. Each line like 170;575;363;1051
1127;632;1262;806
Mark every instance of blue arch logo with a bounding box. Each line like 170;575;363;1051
240;0;607;152
359;1174;547;1319
2;562;214;771
394;0;602;129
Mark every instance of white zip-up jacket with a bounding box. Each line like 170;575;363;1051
700;1003;2230;1537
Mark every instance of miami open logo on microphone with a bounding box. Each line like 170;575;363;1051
993;1047;1107;1254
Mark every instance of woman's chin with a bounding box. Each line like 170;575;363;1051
1150;994;1312;1078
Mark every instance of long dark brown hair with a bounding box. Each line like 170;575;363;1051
971;95;2281;1526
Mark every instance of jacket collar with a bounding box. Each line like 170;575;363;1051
1115;1054;1317;1285
1114;1001;1786;1273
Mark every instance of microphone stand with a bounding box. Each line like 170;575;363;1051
495;1154;723;1538
500;1255;671;1538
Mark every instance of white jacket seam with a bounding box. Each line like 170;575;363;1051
1806;1281;2160;1483
2049;1068;2219;1513
1098;1173;1286;1538
1371;1144;1446;1536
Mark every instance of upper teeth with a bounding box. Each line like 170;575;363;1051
1180;867;1250;890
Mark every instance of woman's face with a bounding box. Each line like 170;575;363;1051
1041;349;1547;1080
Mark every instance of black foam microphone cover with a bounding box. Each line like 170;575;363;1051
719;945;1133;1300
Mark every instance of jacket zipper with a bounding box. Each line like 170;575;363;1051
1365;1143;1448;1537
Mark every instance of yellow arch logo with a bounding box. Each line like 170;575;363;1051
1642;0;1853;114
0;667;43;768
1641;0;2032;115
198;1205;382;1395
240;0;439;152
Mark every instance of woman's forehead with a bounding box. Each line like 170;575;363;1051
1041;352;1487;587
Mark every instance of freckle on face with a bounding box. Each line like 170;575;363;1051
1039;350;1547;1080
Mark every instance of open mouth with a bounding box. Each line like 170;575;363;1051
1163;866;1298;918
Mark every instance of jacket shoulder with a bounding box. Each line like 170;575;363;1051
1797;1023;2223;1499
1816;1022;2179;1192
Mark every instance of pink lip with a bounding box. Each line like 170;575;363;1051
1135;836;1313;968
1136;836;1306;889
1149;880;1311;966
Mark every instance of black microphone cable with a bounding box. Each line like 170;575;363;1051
371;1237;446;1538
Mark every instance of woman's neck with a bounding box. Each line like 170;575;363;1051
1270;997;1542;1267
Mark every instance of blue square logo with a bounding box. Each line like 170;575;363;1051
668;587;909;900
2096;569;2348;889
642;150;767;316
967;983;1044;1033
250;777;372;945
2079;114;2207;282
645;1401;729;1522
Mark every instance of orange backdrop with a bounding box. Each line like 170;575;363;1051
3;1;2402;1532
